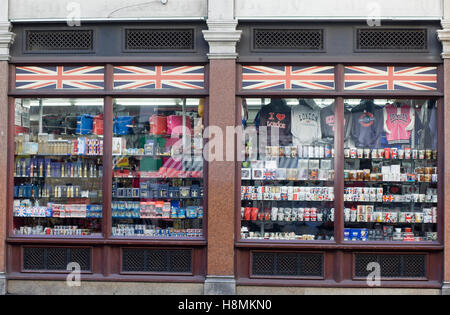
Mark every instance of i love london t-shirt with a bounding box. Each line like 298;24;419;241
257;103;293;146
291;105;322;145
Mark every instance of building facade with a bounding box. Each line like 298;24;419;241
0;0;450;295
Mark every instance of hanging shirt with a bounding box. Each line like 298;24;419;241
291;104;322;145
321;105;352;143
351;108;384;148
383;104;415;145
257;103;293;146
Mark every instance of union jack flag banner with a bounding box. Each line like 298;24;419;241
242;65;335;90
344;66;438;91
113;66;205;90
16;66;105;90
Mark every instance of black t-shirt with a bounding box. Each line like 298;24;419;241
256;102;293;146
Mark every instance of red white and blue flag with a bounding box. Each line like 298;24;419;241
16;66;105;90
113;66;205;90
242;65;335;90
344;66;438;91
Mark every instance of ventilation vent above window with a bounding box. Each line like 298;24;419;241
122;248;192;274
25;30;94;52
354;254;427;279
253;29;324;51
252;252;324;278
22;247;91;272
356;29;428;51
125;29;195;51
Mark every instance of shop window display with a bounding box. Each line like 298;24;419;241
112;98;204;238
13;98;104;236
241;98;335;241
344;99;438;242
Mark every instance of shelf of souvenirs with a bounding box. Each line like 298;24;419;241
242;186;334;202
240;228;334;241
343;206;437;224
344;189;438;204
241;206;334;222
344;167;437;183
13;201;103;219
344;147;437;161
344;227;438;242
113;170;203;180
15;136;103;157
14;160;103;179
112;225;203;238
13;225;101;237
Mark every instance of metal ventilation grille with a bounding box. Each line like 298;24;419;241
26;30;94;52
22;247;91;271
122;248;192;273
253;29;324;50
125;29;195;51
252;252;323;277
357;29;427;51
354;254;427;279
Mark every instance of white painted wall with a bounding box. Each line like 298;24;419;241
5;0;449;22
235;0;443;20
8;0;207;21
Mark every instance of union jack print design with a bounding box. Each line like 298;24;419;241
16;66;105;90
242;65;335;90
113;66;205;90
344;66;438;91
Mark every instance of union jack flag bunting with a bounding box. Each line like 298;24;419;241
16;66;105;90
344;66;438;91
242;66;335;90
113;66;205;90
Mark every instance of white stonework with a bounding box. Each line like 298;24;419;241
235;0;442;20
0;22;14;61
438;20;450;59
202;20;242;59
202;0;242;59
9;0;207;21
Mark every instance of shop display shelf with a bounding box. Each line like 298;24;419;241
112;197;203;200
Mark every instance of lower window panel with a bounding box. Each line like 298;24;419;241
121;248;193;274
22;246;92;272
251;251;324;278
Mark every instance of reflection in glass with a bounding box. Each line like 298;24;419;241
241;98;335;241
112;98;204;238
344;99;438;242
13;98;104;236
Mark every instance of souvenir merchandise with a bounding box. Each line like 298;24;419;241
242;99;335;241
344;100;438;243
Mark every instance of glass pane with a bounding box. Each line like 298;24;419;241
112;98;204;238
241;98;335;241
13;98;104;237
344;99;438;242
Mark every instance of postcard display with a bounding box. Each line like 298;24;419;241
13;99;104;236
344;100;438;242
112;99;204;238
241;99;336;241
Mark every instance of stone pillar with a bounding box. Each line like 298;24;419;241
202;0;242;295
438;16;450;295
0;0;15;295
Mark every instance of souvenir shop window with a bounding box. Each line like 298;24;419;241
112;98;204;238
240;98;335;241
13;98;104;237
343;99;438;242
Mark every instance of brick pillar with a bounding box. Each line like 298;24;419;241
202;0;242;295
438;21;450;295
0;18;15;295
